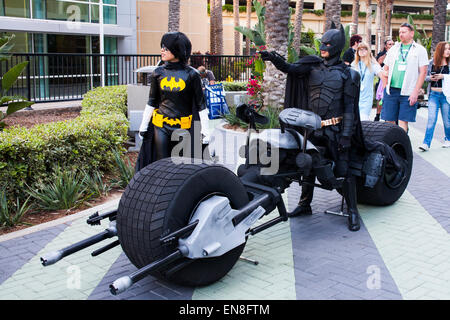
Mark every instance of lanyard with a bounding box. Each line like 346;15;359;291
359;61;367;83
400;44;411;62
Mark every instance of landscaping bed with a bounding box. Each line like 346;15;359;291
0;86;133;235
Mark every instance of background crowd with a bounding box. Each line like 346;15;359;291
349;23;450;151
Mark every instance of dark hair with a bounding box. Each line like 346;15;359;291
400;23;414;31
350;35;363;47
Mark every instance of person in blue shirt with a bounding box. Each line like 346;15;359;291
351;42;383;121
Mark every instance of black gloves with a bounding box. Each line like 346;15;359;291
338;136;352;152
259;50;273;61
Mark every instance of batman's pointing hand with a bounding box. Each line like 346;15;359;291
259;51;273;62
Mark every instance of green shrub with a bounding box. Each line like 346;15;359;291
26;167;92;211
219;81;247;92
110;149;135;189
0;189;32;227
0;85;129;200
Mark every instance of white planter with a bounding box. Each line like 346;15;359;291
224;91;248;107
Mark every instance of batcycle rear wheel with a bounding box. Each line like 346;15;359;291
356;121;413;205
116;158;249;286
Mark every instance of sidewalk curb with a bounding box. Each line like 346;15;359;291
0;196;121;243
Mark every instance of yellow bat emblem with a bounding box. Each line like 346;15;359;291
160;76;186;92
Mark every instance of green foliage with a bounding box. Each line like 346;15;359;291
26;167;93;211
110;149;135;189
218;81;247;92
0;189;32;227
223;105;281;130
81;170;112;198
407;15;432;56
234;0;266;48
0;85;129;200
0;34;34;129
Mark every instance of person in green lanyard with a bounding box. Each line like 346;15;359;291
379;23;429;132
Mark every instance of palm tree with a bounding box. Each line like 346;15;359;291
262;0;290;107
431;0;447;53
351;0;360;35
375;0;385;53
293;0;304;54
324;0;342;32
210;0;217;53
234;0;241;55
245;0;252;55
365;0;372;45
379;0;386;52
168;0;180;32
215;0;224;55
210;0;224;54
385;0;393;39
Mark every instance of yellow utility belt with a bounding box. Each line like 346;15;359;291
152;109;192;129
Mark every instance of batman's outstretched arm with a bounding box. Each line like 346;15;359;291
260;51;317;76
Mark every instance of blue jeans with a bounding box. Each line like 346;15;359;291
423;91;450;147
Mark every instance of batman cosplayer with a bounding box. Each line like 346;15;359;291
260;24;364;231
136;32;210;171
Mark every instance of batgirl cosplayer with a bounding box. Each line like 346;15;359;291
136;32;210;171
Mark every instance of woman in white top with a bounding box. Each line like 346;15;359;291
351;42;383;121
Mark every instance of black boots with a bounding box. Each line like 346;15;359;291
343;176;360;231
289;175;314;217
289;203;312;217
374;113;380;121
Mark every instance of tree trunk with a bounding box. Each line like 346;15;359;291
213;0;223;54
351;0;359;35
168;0;180;32
385;0;393;39
375;0;384;53
365;0;372;45
263;0;290;107
210;0;217;53
379;0;386;51
245;0;251;55
293;0;304;53
233;0;241;55
431;0;447;53
324;0;342;32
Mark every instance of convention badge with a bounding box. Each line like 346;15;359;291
360;83;365;91
397;63;407;71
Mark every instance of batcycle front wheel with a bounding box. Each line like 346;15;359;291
116;158;249;286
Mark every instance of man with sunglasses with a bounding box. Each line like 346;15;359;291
379;23;428;132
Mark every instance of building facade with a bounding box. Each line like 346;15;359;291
0;0;137;54
135;0;450;55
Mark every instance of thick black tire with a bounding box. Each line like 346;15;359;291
116;158;249;286
356;121;413;206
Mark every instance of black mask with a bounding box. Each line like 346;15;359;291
160;32;192;65
319;22;346;62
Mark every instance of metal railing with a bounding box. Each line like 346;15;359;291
1;53;253;103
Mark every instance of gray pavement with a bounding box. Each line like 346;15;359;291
0;107;449;300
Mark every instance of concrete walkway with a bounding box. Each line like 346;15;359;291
0;107;449;300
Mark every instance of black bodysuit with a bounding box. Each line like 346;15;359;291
136;62;206;169
148;62;205;119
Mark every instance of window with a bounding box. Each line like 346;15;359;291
45;0;89;22
1;0;30;18
28;0;117;24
